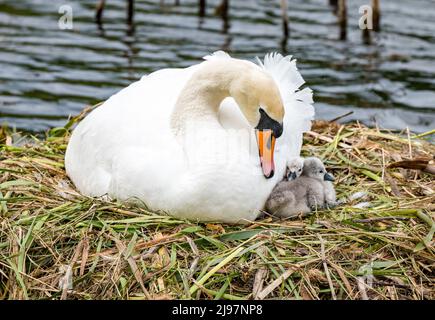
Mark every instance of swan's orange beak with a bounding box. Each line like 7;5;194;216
255;129;276;179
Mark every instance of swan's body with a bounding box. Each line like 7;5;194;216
65;52;314;223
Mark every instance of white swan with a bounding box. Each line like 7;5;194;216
65;51;314;223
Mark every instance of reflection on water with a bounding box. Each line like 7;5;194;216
0;0;434;133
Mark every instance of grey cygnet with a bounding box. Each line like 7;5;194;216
302;157;336;209
265;157;336;218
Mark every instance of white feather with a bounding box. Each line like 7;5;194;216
203;50;232;61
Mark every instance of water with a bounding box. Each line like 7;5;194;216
0;0;434;133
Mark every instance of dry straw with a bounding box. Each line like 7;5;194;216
0;106;434;300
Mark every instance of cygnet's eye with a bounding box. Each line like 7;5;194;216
319;170;324;174
299;169;302;172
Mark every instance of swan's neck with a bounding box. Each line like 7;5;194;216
170;60;252;136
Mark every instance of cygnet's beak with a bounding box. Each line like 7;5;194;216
287;171;297;181
255;129;276;179
324;172;335;181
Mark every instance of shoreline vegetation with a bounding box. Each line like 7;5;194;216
0;106;434;300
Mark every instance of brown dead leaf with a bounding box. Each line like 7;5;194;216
206;223;226;234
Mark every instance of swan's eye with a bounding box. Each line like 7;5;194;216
299;169;302;172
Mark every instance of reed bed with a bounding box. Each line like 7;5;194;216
0;108;434;300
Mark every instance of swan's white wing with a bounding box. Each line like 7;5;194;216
65;64;202;197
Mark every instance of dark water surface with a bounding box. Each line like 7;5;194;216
0;0;434;133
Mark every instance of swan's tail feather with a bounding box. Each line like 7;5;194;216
203;50;232;61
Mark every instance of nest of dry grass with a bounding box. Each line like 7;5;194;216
0;110;434;300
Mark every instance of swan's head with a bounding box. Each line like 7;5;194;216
230;69;285;179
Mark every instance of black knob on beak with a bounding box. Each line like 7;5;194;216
256;108;283;138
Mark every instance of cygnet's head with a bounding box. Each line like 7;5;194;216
286;157;304;181
302;157;335;182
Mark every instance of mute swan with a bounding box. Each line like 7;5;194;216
65;51;314;223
